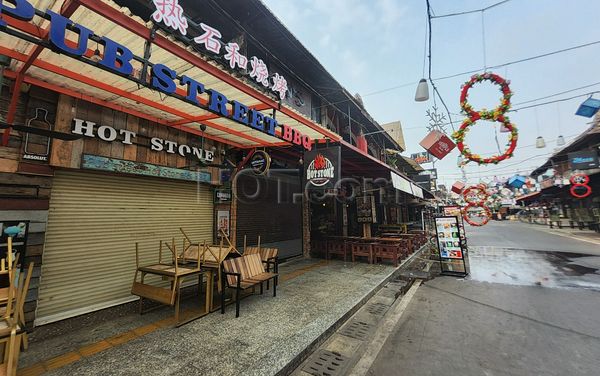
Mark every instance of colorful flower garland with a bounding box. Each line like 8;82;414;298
453;73;518;165
462;204;492;226
462;184;491;226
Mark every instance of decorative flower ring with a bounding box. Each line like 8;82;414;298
460;72;513;118
453;72;518;165
462;203;492;226
569;173;592;198
462;184;489;205
453;114;518;165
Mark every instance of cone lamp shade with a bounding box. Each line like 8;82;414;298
535;136;546;148
556;135;565;146
415;79;429;102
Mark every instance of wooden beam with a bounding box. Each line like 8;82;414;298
2;69;247;149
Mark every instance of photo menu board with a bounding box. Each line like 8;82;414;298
435;216;467;276
442;205;467;246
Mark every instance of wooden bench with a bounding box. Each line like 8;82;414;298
243;238;279;291
221;254;278;317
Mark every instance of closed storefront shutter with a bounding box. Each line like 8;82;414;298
235;170;302;259
36;170;213;325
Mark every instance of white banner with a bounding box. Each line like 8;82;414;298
391;172;413;195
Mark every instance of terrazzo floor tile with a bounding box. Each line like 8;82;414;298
26;259;398;376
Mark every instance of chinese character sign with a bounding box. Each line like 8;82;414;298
250;56;270;87
194;23;222;54
224;42;248;70
152;0;188;35
151;1;290;100
271;73;288;100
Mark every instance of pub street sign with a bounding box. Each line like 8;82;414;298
0;1;313;151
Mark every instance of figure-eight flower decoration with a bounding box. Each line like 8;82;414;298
453;72;518;165
462;184;491;226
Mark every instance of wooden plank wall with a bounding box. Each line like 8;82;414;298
50;95;222;183
0;80;58;325
2;86;228;326
0;81;27;173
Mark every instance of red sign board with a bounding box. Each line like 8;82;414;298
419;130;456;160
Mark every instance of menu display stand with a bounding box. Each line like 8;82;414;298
434;216;468;277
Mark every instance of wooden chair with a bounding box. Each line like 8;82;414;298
0;262;33;376
350;242;374;264
0;253;29;351
131;238;203;323
221;254;278;317
326;239;347;262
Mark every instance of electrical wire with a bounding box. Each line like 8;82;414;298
430;0;511;19
402;89;600;130
426;0;456;131
318;39;600;110
512;81;600;106
432;39;600;81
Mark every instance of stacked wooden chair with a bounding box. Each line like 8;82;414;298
131;238;203;323
0;234;34;376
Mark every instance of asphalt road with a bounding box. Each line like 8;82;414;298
464;220;598;254
365;220;600;376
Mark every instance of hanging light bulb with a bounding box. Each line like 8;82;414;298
90;43;102;63
415;79;429;102
555;104;565;147
535;136;546;148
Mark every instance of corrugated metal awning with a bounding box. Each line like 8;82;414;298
0;0;340;149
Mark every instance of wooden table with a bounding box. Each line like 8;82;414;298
133;263;205;324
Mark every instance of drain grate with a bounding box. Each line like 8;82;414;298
302;350;349;376
365;302;389;316
339;320;373;340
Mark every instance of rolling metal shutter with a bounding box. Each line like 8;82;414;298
36;170;213;325
235;170;302;259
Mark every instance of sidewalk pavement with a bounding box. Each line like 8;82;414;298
17;253;424;376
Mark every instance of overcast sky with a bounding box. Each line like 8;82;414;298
262;0;600;187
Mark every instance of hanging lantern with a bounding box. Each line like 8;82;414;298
415;79;429;102
556;135;565;146
575;97;600;118
419;130;456;160
535;136;546;148
451;181;465;194
508;175;526;188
